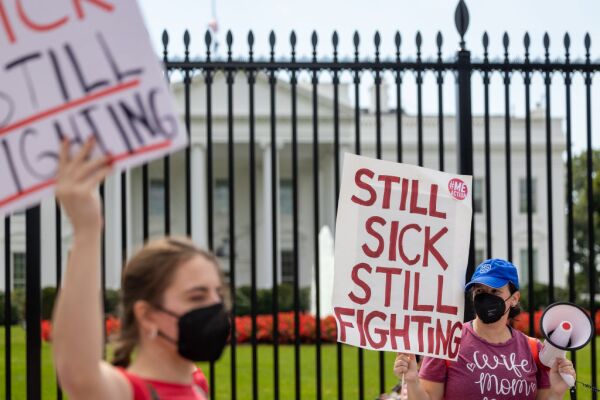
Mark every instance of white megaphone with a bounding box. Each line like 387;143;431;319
539;302;594;387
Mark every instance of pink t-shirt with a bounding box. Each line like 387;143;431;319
419;322;550;400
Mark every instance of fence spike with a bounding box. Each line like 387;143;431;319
205;30;211;61
162;30;169;51
332;31;339;49
226;30;233;60
503;32;510;59
585;33;591;58
564;33;571;60
290;31;297;47
455;0;469;49
290;31;297;61
269;31;276;61
482;32;489;60
205;30;212;48
248;31;254;61
544;32;550;60
395;31;401;49
183;30;190;62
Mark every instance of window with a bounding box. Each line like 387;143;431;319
473;178;484;213
13;252;26;289
215;180;229;214
281;250;294;283
519;178;537;214
149;179;165;217
280;180;293;215
519;248;538;284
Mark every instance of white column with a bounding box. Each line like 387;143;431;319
262;145;283;288
191;142;208;249
104;173;122;289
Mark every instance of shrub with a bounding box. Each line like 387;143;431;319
41;287;57;320
234;284;310;316
0;291;21;325
104;289;120;316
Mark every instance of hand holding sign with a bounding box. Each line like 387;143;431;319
394;353;418;382
55;137;112;235
332;154;472;360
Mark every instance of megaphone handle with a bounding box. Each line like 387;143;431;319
561;372;575;388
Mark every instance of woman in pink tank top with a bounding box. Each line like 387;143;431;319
51;138;231;400
393;258;576;400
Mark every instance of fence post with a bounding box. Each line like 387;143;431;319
25;206;42;400
455;0;475;320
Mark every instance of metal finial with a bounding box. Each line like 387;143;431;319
290;31;297;47
455;0;469;49
162;30;169;50
585;33;591;59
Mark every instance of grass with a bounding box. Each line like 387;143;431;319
0;326;597;399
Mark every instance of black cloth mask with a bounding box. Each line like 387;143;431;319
473;292;512;324
154;303;231;362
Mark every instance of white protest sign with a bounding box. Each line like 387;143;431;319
332;153;472;360
0;0;186;215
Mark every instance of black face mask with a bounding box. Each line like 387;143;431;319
473;293;512;324
155;303;231;362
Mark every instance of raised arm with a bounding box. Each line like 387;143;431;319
51;138;130;400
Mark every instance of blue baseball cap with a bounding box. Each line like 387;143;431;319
465;258;520;291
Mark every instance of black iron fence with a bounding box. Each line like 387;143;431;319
2;1;599;399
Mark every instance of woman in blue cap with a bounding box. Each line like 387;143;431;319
393;258;575;400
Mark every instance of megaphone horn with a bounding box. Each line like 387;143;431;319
539;302;594;388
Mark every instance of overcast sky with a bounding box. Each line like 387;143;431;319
137;0;599;152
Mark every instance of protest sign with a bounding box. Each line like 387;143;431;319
332;153;472;360
0;0;187;215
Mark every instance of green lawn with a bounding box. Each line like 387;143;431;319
0;326;597;399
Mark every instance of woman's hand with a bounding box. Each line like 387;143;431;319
549;357;576;395
55;137;113;236
394;353;419;382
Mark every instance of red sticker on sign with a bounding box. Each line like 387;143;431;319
448;178;468;200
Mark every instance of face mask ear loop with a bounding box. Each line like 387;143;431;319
152;303;180;319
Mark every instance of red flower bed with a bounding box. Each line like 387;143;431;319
231;312;338;344
510;310;543;337
41;308;600;344
511;309;600;338
41;316;122;343
41;313;339;344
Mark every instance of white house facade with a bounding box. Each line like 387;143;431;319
0;75;567;294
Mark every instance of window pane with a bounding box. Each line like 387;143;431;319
519;248;538;284
280;180;293;215
13;252;26;289
519;178;537;213
281;250;294;283
149;180;165;216
215;180;229;214
473;178;483;213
